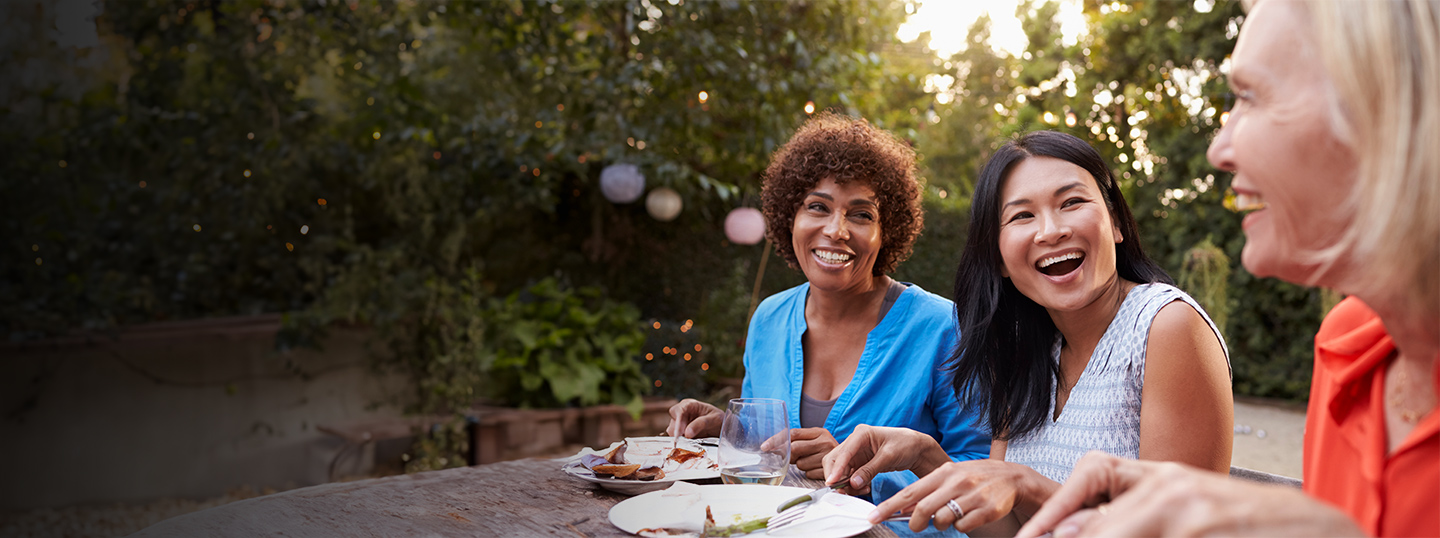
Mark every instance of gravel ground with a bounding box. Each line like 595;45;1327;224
1;401;1306;537
1231;397;1307;479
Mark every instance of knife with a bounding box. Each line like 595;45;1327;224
775;480;848;513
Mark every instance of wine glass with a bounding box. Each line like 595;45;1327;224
718;398;790;485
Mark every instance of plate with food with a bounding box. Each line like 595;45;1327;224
608;482;875;537
561;436;722;495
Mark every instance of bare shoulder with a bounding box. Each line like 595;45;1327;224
1146;300;1226;368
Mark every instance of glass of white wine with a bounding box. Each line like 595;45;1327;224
718;398;790;485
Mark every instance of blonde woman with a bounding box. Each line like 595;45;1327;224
1018;0;1440;536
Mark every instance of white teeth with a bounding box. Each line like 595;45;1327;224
1234;193;1268;212
1038;252;1084;269
814;250;853;264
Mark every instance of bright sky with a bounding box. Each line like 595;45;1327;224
896;0;1087;58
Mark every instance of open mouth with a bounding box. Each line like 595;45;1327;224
1225;189;1268;213
813;249;853;265
1036;252;1084;277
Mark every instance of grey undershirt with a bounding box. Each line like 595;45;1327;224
798;280;910;429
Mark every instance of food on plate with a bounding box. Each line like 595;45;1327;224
633;505;770;538
701;505;771;537
593;463;644;478
577;437;717;482
667;447;707;465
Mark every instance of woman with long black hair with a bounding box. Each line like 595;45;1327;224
823;131;1233;536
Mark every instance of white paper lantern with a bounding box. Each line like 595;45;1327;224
646;187;683;222
724;207;766;245
600;163;645;203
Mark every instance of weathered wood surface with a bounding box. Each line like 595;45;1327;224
131;459;898;537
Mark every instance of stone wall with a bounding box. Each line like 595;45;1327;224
0;315;409;509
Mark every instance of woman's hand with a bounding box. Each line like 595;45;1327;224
822;425;950;492
869;459;1054;534
665;399;723;438
1017;451;1365;538
789;427;840;480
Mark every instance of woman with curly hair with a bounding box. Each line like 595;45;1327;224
667;112;990;499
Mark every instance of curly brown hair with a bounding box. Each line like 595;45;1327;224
761;112;924;276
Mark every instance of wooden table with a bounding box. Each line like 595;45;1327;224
133;459;899;537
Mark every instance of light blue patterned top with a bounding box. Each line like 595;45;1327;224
1003;283;1228;483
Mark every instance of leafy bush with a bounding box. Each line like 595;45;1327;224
484;278;650;416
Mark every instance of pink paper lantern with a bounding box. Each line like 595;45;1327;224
724;207;766;245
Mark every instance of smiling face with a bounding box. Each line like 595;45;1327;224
1206;0;1357;285
792;177;883;293
997;157;1124;313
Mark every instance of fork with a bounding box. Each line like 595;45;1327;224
766;502;909;533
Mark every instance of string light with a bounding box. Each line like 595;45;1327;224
193;224;201;231
318;198;327;206
286;242;294;251
804;101;815;114
684;353;691;361
646;353;654;361
300;225;309;234
243;169;252;177
556;104;565;111
35;258;42;265
652;321;661;329
535;121;543;128
694;344;702;351
139;181;147;188
698;91;709;103
372;131;381;140
247;132;255;140
31;245;38;252
433;151;442;160
701;363;709;371
654;380;662;387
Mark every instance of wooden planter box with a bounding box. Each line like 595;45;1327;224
470;398;678;465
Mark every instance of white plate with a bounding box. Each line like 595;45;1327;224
561;437;721;496
608;483;874;537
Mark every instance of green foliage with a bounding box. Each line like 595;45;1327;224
1178;238;1231;331
4;0;1327;404
904;0;1322;400
485;278;650;415
403;419;470;474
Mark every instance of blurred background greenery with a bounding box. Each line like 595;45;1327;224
3;0;1330;459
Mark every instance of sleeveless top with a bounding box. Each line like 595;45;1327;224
1003;283;1229;483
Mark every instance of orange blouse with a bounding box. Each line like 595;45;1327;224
1304;297;1440;537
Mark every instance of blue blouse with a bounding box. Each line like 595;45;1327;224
741;282;990;501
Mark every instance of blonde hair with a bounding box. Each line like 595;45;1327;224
1308;0;1440;320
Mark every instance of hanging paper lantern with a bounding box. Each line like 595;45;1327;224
646;188;683;222
600;163;645;203
724;207;765;245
